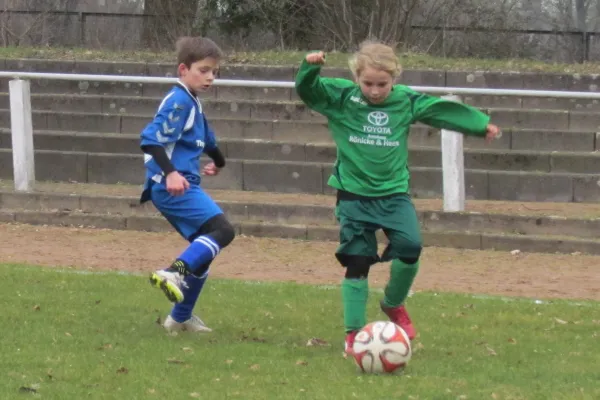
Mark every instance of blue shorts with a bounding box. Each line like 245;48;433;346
150;182;223;241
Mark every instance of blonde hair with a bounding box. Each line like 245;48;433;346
348;40;402;79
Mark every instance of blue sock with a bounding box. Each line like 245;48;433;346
176;235;220;273
170;270;208;323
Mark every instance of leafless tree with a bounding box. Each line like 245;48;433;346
143;0;202;49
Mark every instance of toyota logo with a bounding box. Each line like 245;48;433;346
367;111;389;126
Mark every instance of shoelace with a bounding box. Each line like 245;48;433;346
189;315;206;326
172;272;190;289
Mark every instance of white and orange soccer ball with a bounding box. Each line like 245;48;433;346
351;321;412;374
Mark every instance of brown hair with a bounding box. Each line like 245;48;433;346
176;36;223;67
348;40;402;79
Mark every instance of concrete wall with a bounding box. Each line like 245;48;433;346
0;0;144;49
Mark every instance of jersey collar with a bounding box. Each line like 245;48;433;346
176;80;202;110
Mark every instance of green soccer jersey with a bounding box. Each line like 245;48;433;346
295;60;491;197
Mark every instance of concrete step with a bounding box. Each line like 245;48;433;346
4;180;600;217
1;78;599;109
0;149;597;203
3;93;600;132
1;181;600;255
3;58;600;110
1;109;599;151
3;93;324;121
2;130;599;175
3;184;600;237
6;207;600;255
1;58;597;89
5;93;600;125
0;93;325;122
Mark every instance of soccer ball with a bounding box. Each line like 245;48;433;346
351;321;412;374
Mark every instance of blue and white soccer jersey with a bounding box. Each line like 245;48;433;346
140;82;222;240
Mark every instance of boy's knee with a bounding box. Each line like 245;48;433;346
390;237;422;264
217;219;236;248
190;214;236;248
337;254;376;279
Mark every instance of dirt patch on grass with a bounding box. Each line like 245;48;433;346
1;223;598;301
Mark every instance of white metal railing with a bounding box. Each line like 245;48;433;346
3;70;600;212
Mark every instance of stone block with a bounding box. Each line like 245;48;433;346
243;160;323;194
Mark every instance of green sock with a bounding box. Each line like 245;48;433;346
341;278;369;332
383;259;419;308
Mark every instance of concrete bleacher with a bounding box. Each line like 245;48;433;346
1;58;599;255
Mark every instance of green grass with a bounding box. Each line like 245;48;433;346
2;46;600;74
1;263;599;400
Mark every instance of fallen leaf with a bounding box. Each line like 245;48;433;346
296;360;308;366
491;394;498;399
116;367;128;374
225;359;233;365
249;364;260;371
95;300;101;305
147;389;156;394
508;338;517;344
33;305;41;311
98;343;112;351
182;347;193;353
189;393;200;398
306;338;329;346
65;332;72;337
486;346;497;356
167;358;185;364
554;318;568;325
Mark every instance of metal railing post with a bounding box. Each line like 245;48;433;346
440;95;465;212
9;79;35;192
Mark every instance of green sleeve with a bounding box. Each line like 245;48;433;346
294;58;354;117
409;91;490;136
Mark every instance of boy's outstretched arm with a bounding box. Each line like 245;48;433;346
409;91;500;143
294;51;352;117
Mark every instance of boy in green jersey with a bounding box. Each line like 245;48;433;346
294;41;501;354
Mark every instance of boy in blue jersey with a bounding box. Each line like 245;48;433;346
140;36;235;333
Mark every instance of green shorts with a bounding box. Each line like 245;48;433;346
334;193;422;265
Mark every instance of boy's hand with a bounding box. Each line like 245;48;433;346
306;51;325;65
485;124;501;143
202;162;220;176
166;171;189;196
